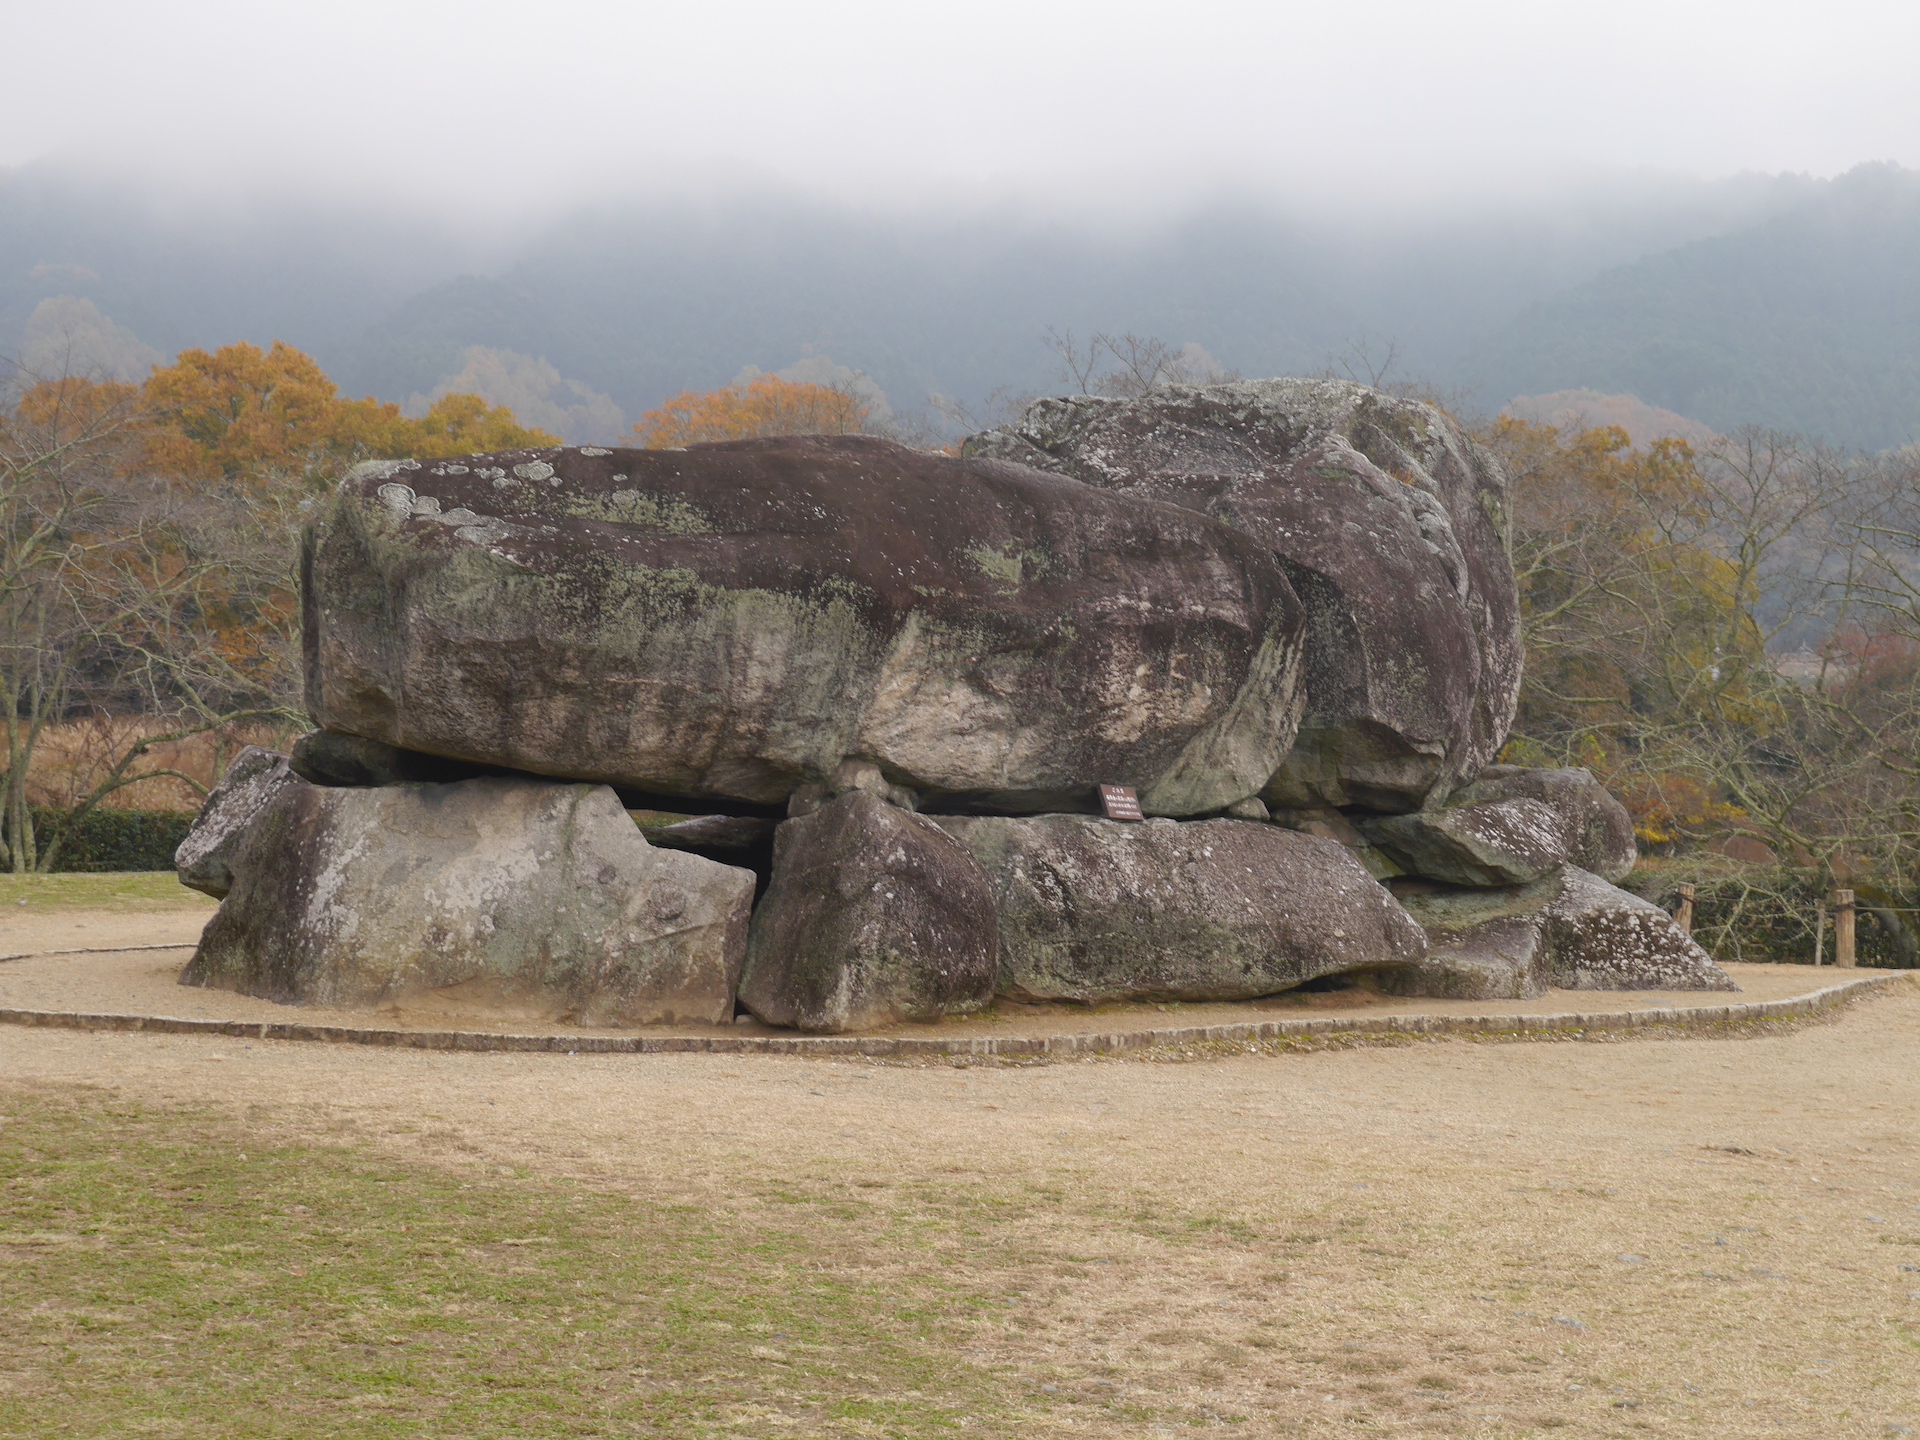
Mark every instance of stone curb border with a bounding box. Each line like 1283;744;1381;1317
0;943;197;965
0;972;1909;1060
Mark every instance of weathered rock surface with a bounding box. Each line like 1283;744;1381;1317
182;776;755;1025
1545;866;1737;991
1269;805;1405;880
1384;865;1736;998
931;814;1427;1003
1361;797;1569;887
173;746;301;899
1383;877;1559;999
1449;765;1637;882
738;792;998;1032
965;379;1521;812
304;436;1306;817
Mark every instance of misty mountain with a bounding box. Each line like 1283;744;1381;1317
1469;163;1920;450
0;169;492;376
325;177;1818;433
4;163;1914;448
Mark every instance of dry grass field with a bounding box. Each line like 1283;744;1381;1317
1;965;1916;1438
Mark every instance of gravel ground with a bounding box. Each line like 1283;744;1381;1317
3;963;1916;1437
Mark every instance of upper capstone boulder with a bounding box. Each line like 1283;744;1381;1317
303;437;1305;817
965;379;1522;812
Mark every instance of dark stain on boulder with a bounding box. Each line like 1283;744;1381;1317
965;378;1522;812
303;437;1307;818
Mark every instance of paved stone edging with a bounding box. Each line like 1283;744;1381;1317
0;972;1908;1059
0;943;198;965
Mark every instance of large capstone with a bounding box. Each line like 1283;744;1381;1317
931;814;1428;1003
738;792;999;1032
303;436;1306;817
965;379;1521;812
173;746;301;899
181;775;755;1025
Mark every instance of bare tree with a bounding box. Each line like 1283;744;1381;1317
0;363;303;871
1040;329;1236;400
1490;413;1920;927
1331;337;1401;389
1041;327;1104;394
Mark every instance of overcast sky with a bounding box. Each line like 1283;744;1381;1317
7;0;1918;209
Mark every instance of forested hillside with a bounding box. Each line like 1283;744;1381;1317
16;164;1894;440
1471;164;1920;449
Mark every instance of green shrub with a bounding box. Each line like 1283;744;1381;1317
27;806;194;873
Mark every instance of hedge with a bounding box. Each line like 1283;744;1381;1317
24;806;194;873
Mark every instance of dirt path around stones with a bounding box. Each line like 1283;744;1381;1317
4;951;1917;1438
0;904;1877;1048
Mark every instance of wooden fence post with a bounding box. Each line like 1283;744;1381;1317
1814;902;1826;967
1674;883;1695;936
1834;888;1856;968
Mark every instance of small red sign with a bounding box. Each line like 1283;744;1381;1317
1098;784;1144;821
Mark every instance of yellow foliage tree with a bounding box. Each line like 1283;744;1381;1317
137;341;560;485
0;341;563;865
633;374;867;448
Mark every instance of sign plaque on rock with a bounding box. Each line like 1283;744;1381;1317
1099;784;1144;821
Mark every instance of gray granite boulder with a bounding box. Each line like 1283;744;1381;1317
303;436;1306;818
1360;797;1569;887
173;746;301;899
965;378;1521;812
931;814;1427;1003
738;793;998;1032
1546;866;1736;991
181;776;754;1025
1448;765;1637;882
1384;865;1735;998
1383;876;1560;999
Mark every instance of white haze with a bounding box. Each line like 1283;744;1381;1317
6;0;1918;215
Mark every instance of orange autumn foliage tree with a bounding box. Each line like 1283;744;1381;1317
138;341;560;485
0;341;560;867
633;374;868;448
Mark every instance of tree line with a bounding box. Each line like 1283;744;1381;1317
0;342;557;870
6;337;1919;971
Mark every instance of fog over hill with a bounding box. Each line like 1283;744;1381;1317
3;161;1915;449
1470;163;1920;450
